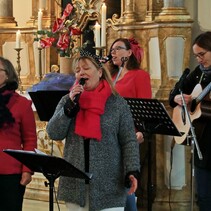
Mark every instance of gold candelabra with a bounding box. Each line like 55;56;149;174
14;48;23;93
38;47;43;81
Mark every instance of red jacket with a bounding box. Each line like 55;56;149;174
0;91;37;174
114;69;152;98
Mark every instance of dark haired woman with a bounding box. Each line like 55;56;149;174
0;57;37;211
169;31;211;211
108;38;152;211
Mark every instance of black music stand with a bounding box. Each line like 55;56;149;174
3;149;92;211
28;90;69;121
125;98;182;211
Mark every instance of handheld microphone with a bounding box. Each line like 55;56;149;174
74;78;87;103
101;54;112;63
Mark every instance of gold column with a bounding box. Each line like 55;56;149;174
164;0;184;7
156;0;191;22
122;0;136;23
145;0;163;22
155;0;192;99
26;0;56;29
0;0;17;27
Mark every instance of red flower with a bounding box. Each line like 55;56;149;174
40;37;55;48
52;18;65;33
62;3;73;19
57;34;70;50
36;3;83;57
70;27;82;35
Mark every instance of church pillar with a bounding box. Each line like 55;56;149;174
121;0;136;23
154;0;192;99
164;0;184;7
145;0;163;22
0;0;17;27
157;0;190;22
149;1;195;210
26;0;56;29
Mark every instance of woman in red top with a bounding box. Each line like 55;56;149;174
0;57;37;211
109;38;152;141
108;38;152;211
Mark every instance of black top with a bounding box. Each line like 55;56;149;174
169;65;211;170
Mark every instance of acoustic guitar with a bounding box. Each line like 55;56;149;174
172;82;211;144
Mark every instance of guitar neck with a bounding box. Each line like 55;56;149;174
196;82;211;104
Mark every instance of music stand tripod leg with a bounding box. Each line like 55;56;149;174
190;137;195;211
147;134;153;211
44;172;61;211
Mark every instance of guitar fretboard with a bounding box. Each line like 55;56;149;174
196;82;211;104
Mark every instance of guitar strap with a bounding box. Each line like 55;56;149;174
199;72;204;84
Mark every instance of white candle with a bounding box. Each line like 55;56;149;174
39;0;46;10
15;30;21;48
38;9;43;31
101;3;107;47
37;38;41;48
94;22;101;48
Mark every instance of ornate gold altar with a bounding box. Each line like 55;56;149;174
0;0;197;210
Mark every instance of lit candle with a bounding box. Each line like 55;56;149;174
37;36;41;48
15;30;21;48
101;3;107;47
94;22;101;48
38;9;43;31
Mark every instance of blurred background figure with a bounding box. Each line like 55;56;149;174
0;56;37;211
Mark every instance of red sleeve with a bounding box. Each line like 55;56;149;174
134;70;152;99
20;99;37;173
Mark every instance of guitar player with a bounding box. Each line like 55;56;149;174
169;31;211;211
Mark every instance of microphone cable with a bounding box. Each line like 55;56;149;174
113;57;128;86
168;139;175;211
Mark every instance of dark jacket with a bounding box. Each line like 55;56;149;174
169;65;211;170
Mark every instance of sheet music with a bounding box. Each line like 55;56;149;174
125;98;182;136
34;148;48;155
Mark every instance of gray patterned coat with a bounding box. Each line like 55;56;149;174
46;93;140;211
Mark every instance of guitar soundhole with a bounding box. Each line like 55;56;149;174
190;99;196;113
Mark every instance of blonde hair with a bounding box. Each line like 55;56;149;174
73;56;118;95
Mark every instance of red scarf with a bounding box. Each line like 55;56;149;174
75;80;111;141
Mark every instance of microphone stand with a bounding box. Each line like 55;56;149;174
113;57;128;85
179;89;203;211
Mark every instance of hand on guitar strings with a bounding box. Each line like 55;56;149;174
174;94;192;107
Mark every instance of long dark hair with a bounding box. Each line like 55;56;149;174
108;38;140;76
0;57;19;90
0;57;18;128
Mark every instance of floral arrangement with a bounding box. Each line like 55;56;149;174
35;3;88;57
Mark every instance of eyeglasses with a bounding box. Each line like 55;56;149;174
193;51;208;59
110;46;127;54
